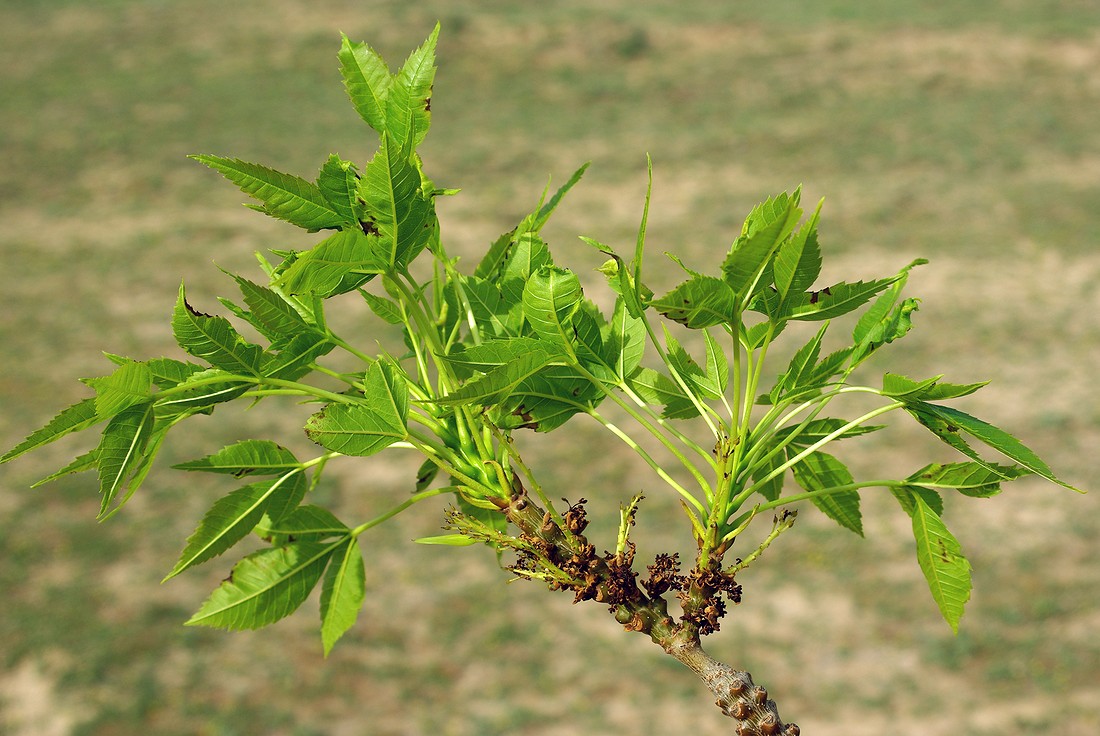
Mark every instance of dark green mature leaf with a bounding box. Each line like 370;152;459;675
174;440;301;477
190;155;344;232
277;229;387;297
722;190;802;301
522;266;583;347
317;155;362;227
338;33;392;133
320;537;366;655
1;398;102;464
911;403;1079;491
385;23;438;148
186;541;338;630
166;471;308;580
96;401;156;516
173;285;265;376
651;276;736;329
789;450;863;535
305;363;408;456
359;134;436;269
911;494;971;633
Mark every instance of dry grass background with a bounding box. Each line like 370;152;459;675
1;2;1098;734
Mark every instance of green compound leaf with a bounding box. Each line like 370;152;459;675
782;278;899;321
883;373;987;402
1;397;102;464
305;363;408;456
173;284;265;376
651;275;737;329
338;33;392;133
890;484;944;518
911;494;972;633
277;229;388;297
186;541;338;631
316;155;363;227
257;505;350;545
229;274;316;342
906;461;1029;498
910;402;1080;492
96;401;156;517
385;23;438;148
31;449;99;488
789;450;863;536
773;418;883;448
521;266;583;348
773;201;822;303
153;369;249;414
166;471;308;580
358;133;436;269
437;350;563;406
723;189;803;303
83;361;153;418
173;439;301;477
190;155;344;232
320;536;366;656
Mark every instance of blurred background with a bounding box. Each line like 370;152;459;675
1;2;1097;734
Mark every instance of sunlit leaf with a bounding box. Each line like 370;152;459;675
173;440;301;477
186;541;337;630
173;284;265;376
320;537;366;655
911;494;971;633
789;450;863;535
1;398;102;464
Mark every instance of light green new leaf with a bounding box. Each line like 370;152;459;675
83;361;153;418
166;471;307;580
911;494;971;633
651;275;736;329
607;297;646;381
173;439;301;477
500;232;553;308
258;505;349;544
1;397;102;464
627;366;694;418
230;274;314;341
190;155;344;232
317;155;362;227
320;537;366;655
883;373;987;402
338;34;392;133
305;363;408;456
186;541;337;631
96;401;156;516
913;403;1079;491
722;190;802;301
702;329;729;396
173;284;265;376
522;266;583;347
385;23;438;148
442;338;546;374
277;229;387;297
774;418;883;448
523;163;589;233
438;350;563;406
782;278;899;321
358;134;436;268
414;534;478;546
789;450;863;535
906;461;1028;498
360;290;404;325
153;369;249;413
32;450;98;488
